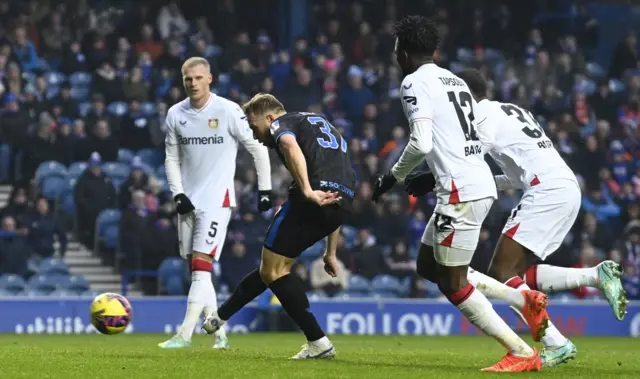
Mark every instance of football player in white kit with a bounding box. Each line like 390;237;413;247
405;69;628;368
158;57;272;349
372;16;545;372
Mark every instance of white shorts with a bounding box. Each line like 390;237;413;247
422;197;494;266
178;208;232;261
502;178;581;260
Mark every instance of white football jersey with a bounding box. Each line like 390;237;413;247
165;93;262;209
400;64;497;204
474;99;577;189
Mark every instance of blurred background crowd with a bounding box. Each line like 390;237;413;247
0;0;639;301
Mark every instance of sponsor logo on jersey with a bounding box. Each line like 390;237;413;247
208;119;219;129
537;139;553;149
320;180;355;198
402;83;412;90
403;96;417;105
178;135;225;145
179;120;187;126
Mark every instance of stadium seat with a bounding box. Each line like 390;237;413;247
46;71;66;86
26;275;59;294
69;71;91;87
68;162;88;179
164;276;185;296
57;182;76;217
158;257;188;289
586;62;605;78
424;280;441;298
102;225;119;249
59;275;91;294
348;275;371;293
334;291;368;300
70;87;90;100
40;176;69;200
0;274;27;295
609;79;625;93
371;275;402;295
118;149;135;164
39;258;69;276
95;209;121;251
136;148;164;168
398;276;411;297
101;162;130;188
25;289;52;297
49;289;74;297
78;102;92;117
107;101;128;116
140;102;157;116
340;225;357;248
35;161;68;187
372;291;399;299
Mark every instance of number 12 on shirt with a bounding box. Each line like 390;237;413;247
308;116;348;153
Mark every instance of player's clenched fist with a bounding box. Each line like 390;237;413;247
371;171;397;202
257;190;273;212
173;193;195;215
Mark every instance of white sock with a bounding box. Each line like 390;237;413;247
509;281;568;348
527;265;599;292
311;336;331;347
467;268;525;308
203;279;227;340
178;270;215;341
455;285;534;357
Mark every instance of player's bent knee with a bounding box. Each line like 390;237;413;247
259;247;295;285
436;265;469;297
416;244;438;282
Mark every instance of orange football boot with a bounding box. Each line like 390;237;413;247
521;290;550;342
482;348;543;372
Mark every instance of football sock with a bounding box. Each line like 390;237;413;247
203;267;226;339
218;268;267;321
268;274;326;342
467;268;525;308
178;258;215;341
525;265;599;292
449;284;534;357
506;277;569;348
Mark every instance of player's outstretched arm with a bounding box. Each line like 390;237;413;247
390;118;433;181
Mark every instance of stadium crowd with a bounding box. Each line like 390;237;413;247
0;0;639;299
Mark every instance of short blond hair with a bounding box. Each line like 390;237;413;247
242;93;285;117
181;57;210;74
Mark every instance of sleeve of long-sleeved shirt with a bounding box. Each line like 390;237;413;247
229;105;272;191
390;77;434;181
474;102;498;152
164;110;185;197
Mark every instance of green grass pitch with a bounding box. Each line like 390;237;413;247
1;334;638;379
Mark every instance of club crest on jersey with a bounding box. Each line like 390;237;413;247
208;119;219;129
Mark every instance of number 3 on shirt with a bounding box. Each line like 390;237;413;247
448;91;479;142
307;116;348;153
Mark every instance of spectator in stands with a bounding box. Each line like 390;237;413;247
0;215;31;277
22;120;59;180
385;241;415;278
0;93;29;181
609;31;638;79
0;187;30;224
291;262;312;293
24;197;67;258
89;119;119;163
220;241;257;289
119;159;149;208
120;190;151;269
583;187;621;223
74;152;116;247
351;228;387;279
120;100;153;151
310;254;348;297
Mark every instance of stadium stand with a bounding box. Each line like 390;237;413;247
0;0;639;302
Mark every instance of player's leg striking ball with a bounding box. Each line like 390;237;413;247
159;210;229;349
204;199;340;359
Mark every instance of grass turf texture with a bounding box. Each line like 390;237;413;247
1;334;638;379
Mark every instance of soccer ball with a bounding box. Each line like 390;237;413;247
90;292;132;335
